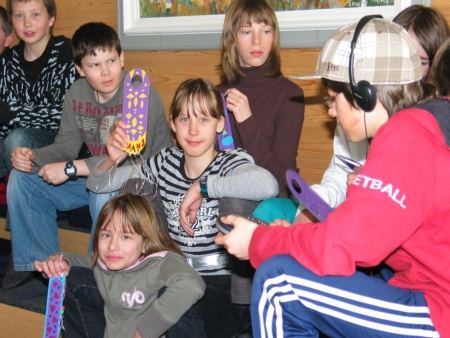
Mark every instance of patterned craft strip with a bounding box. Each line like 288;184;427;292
43;274;66;338
286;170;334;222
217;94;235;150
122;68;150;155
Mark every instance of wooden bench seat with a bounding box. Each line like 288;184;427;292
0;304;46;337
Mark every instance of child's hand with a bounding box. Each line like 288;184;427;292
224;88;252;123
38;162;68;185
270;219;291;227
347;171;359;186
10;147;35;172
34;254;70;278
293;210;317;224
106;120;129;162
215;214;258;260
179;181;202;237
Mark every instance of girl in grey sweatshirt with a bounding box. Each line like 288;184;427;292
35;193;205;338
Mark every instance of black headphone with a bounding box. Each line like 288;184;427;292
349;15;383;112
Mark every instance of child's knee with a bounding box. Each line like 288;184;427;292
8;168;31;190
4;128;28;151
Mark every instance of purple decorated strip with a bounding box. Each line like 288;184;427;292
217;94;235;150
43;274;66;338
286;170;334;222
122;68;150;155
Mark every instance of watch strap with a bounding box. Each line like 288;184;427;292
199;176;208;198
64;161;77;180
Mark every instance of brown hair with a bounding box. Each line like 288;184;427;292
322;78;437;116
91;193;184;268
217;0;281;85
0;6;12;36
393;5;449;79
170;78;224;122
71;22;122;67
7;0;56;34
428;38;450;96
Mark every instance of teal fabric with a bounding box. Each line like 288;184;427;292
252;198;300;223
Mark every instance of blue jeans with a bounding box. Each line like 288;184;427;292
87;190;119;251
7;170;115;270
0;128;57;179
251;255;437;338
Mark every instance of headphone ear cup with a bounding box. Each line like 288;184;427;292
352;80;377;112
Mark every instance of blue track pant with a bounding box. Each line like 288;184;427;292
251;255;439;338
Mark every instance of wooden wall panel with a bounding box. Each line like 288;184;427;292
431;0;450;18
0;0;447;184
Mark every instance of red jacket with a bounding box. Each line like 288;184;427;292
249;102;450;337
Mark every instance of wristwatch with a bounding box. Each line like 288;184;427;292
199;176;209;198
64;161;77;180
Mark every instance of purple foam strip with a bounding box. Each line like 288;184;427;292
286;170;334;222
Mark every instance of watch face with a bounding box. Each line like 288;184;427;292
65;162;77;178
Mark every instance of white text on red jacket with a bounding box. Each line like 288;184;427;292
353;175;407;209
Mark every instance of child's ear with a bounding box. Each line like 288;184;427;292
216;116;225;133
119;51;125;68
142;241;146;254
4;34;13;48
169;115;177;133
48;16;56;29
75;64;85;77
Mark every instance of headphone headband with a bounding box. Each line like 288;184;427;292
349;15;383;112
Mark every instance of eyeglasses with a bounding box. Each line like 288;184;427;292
323;94;337;109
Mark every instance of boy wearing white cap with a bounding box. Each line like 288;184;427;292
216;16;450;337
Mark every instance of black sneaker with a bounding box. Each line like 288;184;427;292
2;254;31;288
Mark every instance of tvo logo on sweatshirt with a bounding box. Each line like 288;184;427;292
122;288;145;308
353;175;407;209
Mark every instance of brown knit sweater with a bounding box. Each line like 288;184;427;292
217;65;305;194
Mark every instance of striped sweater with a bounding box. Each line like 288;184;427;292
150;148;252;275
148;147;279;276
0;35;78;137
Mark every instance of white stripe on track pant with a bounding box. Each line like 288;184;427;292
251;255;439;338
